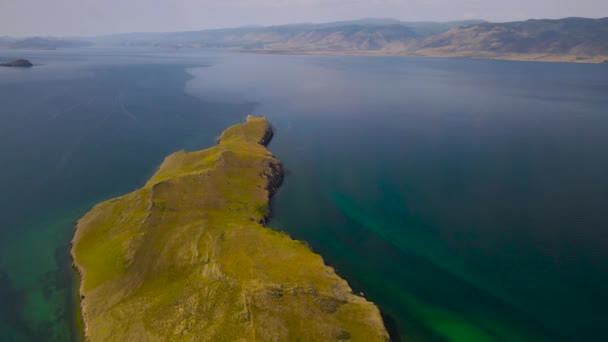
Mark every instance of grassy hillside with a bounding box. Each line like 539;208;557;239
411;17;608;62
262;24;419;51
71;116;388;341
90;20;479;50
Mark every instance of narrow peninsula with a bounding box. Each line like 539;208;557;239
71;116;389;341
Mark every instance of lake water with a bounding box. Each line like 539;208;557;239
1;48;607;341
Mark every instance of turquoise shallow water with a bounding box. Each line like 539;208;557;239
1;49;608;341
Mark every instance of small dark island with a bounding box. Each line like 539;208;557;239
0;59;33;67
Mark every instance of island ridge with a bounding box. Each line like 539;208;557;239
71;116;389;341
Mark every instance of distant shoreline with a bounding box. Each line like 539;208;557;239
4;17;608;65
241;49;608;64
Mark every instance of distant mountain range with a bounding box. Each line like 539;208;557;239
89;17;608;63
90;19;485;51
3;17;608;63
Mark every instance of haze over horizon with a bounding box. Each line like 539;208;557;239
1;0;608;37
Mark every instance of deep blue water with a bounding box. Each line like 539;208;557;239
1;48;608;341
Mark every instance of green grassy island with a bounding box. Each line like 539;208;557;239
71;116;388;341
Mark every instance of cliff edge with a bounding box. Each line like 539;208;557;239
71;116;389;341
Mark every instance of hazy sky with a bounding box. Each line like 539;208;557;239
2;0;608;37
